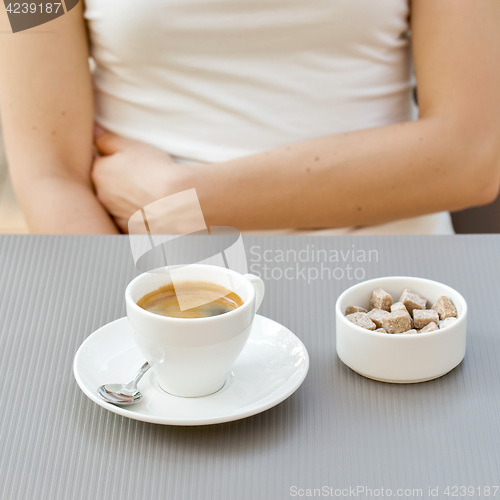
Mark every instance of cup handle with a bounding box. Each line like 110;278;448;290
244;274;265;312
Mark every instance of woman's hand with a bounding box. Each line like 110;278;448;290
92;129;198;232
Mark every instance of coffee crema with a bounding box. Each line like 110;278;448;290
137;281;244;319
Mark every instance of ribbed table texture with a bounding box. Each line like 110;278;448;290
0;235;499;500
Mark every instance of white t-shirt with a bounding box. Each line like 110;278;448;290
84;0;453;235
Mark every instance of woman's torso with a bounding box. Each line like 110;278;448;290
84;0;453;234
85;0;413;162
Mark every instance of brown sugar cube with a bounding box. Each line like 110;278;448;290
440;317;458;329
432;296;457;320
367;308;390;328
418;321;439;333
370;288;393;312
381;310;412;334
346;312;376;331
413;309;439;329
345;305;368;315
391;301;407;313
375;328;387;333
399;289;427;314
404;329;418;334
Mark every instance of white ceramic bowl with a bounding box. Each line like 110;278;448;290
335;276;467;383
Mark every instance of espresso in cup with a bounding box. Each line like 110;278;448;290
137;281;243;319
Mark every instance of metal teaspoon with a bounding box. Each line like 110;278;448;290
97;362;150;406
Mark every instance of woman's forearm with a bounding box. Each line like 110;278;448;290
197;117;499;229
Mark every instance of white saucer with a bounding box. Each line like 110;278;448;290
73;315;309;426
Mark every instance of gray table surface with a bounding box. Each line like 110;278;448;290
1;235;499;500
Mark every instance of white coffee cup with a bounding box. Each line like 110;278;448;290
125;264;265;397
